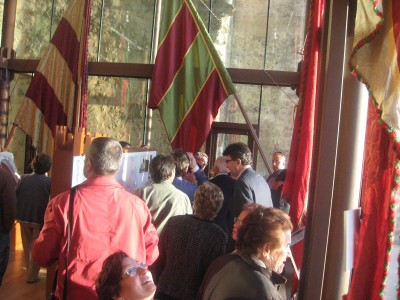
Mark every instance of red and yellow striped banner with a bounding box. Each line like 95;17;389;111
14;0;91;154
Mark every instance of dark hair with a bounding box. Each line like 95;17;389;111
222;142;252;165
119;141;132;149
171;149;190;177
86;137;122;176
96;251;128;300
193;182;224;221
236;207;293;256
31;153;52;175
149;154;175;183
273;151;285;158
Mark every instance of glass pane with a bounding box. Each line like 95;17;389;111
8;74;32;172
14;0;52;59
87;76;148;145
217;85;260;125
215;133;248;159
255;85;298;177
265;0;307;71
87;76;170;154
194;0;306;71
95;0;155;63
192;0;212;28
88;0;101;61
50;0;70;37
224;0;269;69
150;109;173;154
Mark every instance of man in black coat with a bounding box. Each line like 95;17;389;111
223;142;272;237
209;156;235;234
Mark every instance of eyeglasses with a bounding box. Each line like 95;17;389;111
225;159;235;163
234;217;244;225
121;262;148;279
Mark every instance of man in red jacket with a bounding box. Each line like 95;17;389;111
33;137;159;299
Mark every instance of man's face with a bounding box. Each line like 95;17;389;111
196;156;208;170
225;155;240;178
272;153;285;172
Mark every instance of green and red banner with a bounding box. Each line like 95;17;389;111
149;0;236;153
344;0;400;299
14;0;91;154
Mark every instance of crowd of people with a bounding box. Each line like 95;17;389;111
0;137;291;299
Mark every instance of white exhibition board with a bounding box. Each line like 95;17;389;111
71;150;157;192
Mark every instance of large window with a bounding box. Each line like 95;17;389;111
7;0;307;173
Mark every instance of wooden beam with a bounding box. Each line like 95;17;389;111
3;59;299;86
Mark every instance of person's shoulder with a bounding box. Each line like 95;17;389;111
209;253;238;270
277;168;287;179
124;190;147;203
243;168;267;183
207;222;228;238
41;174;52;181
211;174;234;183
169;214;188;223
173;184;191;199
163;214;188;230
47;189;71;209
0;167;15;182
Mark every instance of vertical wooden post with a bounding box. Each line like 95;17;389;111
0;0;17;148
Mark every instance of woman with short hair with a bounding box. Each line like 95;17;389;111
96;251;156;300
198;206;293;300
152;182;227;300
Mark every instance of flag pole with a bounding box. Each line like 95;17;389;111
234;93;272;174
3;122;16;150
144;0;163;147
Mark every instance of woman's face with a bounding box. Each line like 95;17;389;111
117;257;156;300
232;210;249;241
268;229;291;274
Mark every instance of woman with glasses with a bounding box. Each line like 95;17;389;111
231;203;262;243
198;206;293;300
96;251;156;300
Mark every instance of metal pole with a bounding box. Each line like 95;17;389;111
144;0;162;147
234;93;272;174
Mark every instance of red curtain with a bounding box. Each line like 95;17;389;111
344;99;397;300
281;0;324;294
344;1;400;298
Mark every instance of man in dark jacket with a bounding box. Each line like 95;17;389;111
223;142;272;237
266;151;287;209
209;156;234;234
0;167;17;286
16;153;52;283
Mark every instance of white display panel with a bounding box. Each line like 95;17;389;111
72;150;156;192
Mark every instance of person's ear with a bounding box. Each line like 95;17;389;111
261;243;271;259
84;158;92;172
